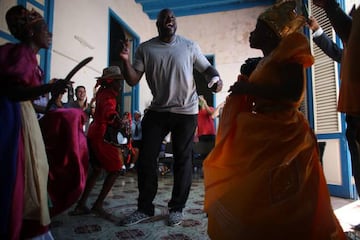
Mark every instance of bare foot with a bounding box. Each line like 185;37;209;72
68;205;91;216
91;207;116;222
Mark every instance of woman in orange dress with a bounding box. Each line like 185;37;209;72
203;1;346;239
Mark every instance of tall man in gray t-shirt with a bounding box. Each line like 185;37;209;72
119;8;223;226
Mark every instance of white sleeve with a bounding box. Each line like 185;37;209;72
313;27;324;38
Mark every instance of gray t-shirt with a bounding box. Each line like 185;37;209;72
133;35;211;114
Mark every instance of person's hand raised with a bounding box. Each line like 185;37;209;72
119;39;130;62
308;16;320;31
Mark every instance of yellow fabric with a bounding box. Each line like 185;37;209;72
21;101;50;226
203;33;346;240
337;12;360;115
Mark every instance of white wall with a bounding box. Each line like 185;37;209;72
0;0;17;41
345;0;360;12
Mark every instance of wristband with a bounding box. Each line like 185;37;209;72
208;76;220;88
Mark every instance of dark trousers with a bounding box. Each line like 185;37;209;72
199;134;215;142
345;114;360;198
137;110;197;215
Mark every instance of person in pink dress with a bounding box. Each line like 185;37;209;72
0;5;69;239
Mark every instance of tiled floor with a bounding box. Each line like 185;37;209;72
51;171;210;240
50;171;360;239
333;197;360;239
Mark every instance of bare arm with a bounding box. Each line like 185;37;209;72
229;63;304;102
211;101;225;119
121;58;143;86
119;41;143;86
1;79;69;102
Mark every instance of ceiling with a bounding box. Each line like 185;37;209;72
135;0;274;20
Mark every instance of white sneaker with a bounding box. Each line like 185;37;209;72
168;211;183;226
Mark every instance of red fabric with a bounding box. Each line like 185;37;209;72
0;43;43;88
87;88;123;172
197;107;215;136
40;108;89;217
